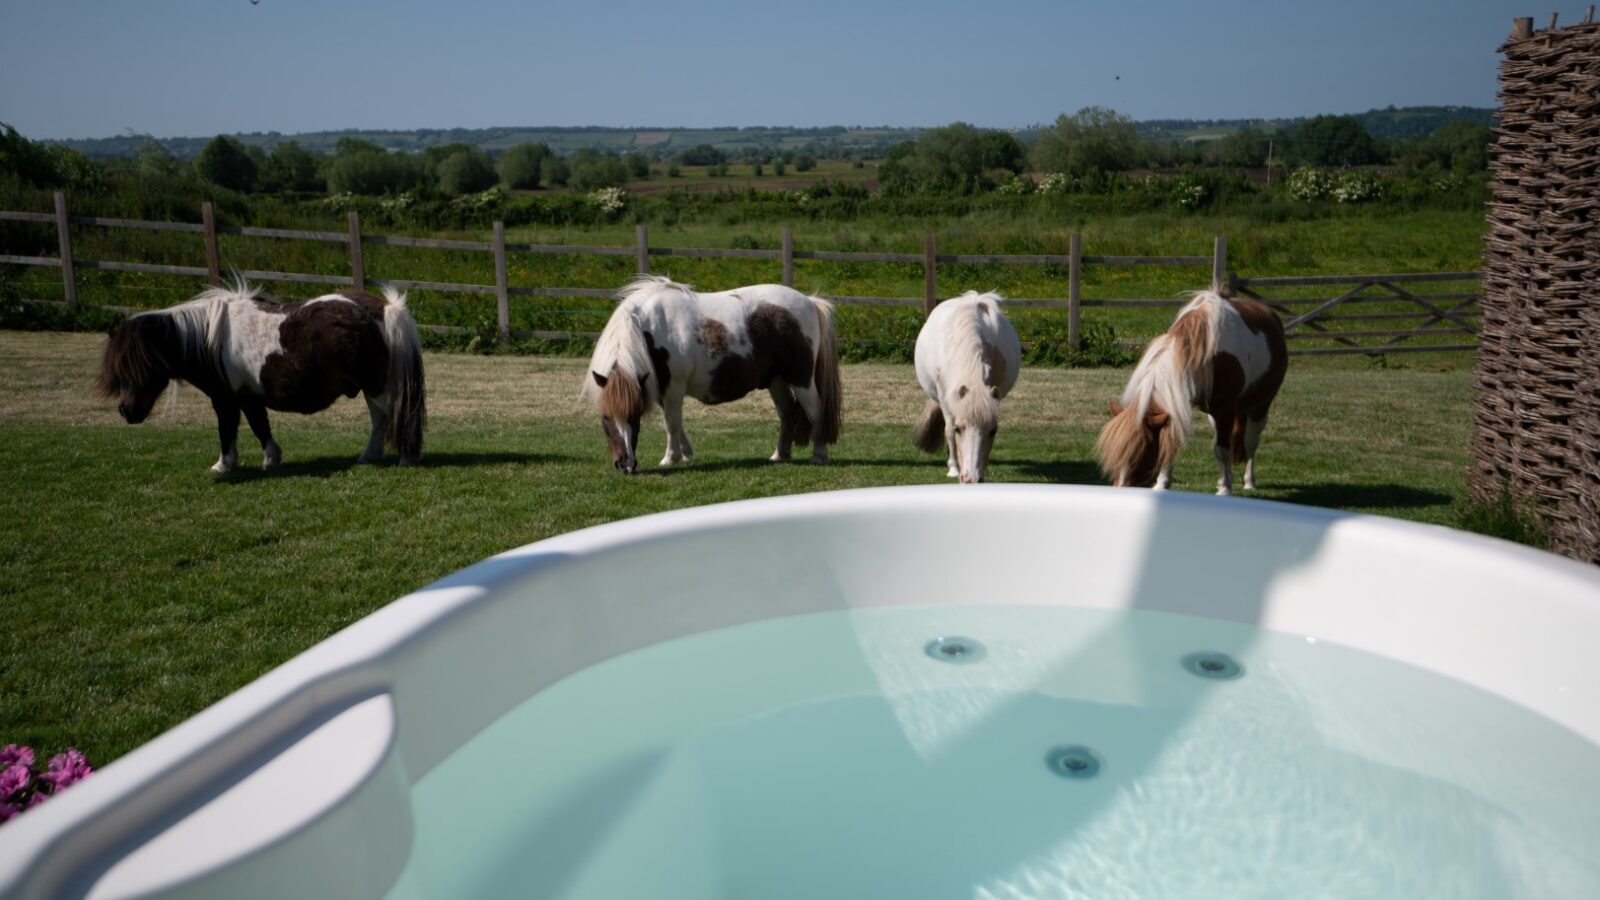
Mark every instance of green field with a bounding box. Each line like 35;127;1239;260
4;203;1488;358
1;331;1483;764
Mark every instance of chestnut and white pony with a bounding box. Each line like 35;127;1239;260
582;276;841;473
98;282;426;471
913;291;1021;484
1095;290;1286;495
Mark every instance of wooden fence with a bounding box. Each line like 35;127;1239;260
2;192;1479;356
1232;272;1481;356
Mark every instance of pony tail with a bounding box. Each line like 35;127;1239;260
1094;404;1146;482
379;287;426;463
913;400;945;453
810;296;842;445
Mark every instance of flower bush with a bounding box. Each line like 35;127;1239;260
1168;175;1208;210
1287;166;1335;201
586;186;627;217
1330;170;1383;204
0;745;93;823
1037;173;1074;196
994;175;1035;196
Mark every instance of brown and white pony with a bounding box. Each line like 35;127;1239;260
582;276;841;473
913;291;1021;483
98;282;426;472
1095;290;1287;495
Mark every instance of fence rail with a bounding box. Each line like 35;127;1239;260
2;193;1479;356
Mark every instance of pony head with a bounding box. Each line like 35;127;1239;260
590;364;648;474
97;315;179;424
1095;400;1176;488
950;382;1002;484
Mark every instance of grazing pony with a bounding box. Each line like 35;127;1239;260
98;282;426;472
913;291;1021;484
582;276;841;473
1095;290;1286;495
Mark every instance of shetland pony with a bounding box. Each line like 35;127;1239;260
582;276;841;473
1095;290;1286;495
98;282;426;472
913;291;1021;484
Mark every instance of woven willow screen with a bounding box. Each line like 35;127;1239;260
1472;15;1600;562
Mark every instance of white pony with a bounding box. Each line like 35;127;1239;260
913;291;1021;483
582;276;841;473
1095;290;1287;495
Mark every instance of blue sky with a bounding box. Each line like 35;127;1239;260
0;1;1567;140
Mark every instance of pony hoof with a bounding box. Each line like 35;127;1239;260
210;461;234;474
398;456;420;467
946;468;959;478
769;452;791;462
810;454;829;465
356;455;381;465
1216;488;1233;497
262;456;281;470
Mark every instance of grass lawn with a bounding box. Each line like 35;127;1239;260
0;331;1476;764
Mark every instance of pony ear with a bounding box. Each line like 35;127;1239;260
591;370;609;389
1108;401;1124;416
1147;410;1170;427
957;385;969;400
990;386;1001;400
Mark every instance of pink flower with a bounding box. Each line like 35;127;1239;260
0;801;18;823
42;750;92;792
0;765;30;800
0;746;34;769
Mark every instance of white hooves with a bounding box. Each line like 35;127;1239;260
262;450;281;469
946;466;959;478
210;460;234;474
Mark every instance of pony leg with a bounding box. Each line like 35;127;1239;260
359;393;390;464
943;401;960;477
240;399;281;469
796;385;830;464
1240;413;1268;490
659;393;690;466
1211;408;1237;496
209;396;240;474
768;382;799;462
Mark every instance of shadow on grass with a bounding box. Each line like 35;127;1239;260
1267;482;1453;511
633;456;927;476
217;451;579;481
1006;458;1105;485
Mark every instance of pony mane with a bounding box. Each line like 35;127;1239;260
581;276;683;413
1118;291;1227;440
99;281;251;394
943;291;1005;431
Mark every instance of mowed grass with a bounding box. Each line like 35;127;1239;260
1;331;1474;764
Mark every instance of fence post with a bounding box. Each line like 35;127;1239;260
923;233;937;315
1068;233;1082;352
635;223;649;275
1212;235;1228;292
53;191;77;310
201;201;221;286
493;221;511;344
781;226;794;287
347;211;365;290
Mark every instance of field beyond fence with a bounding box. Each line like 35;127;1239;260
2;192;1481;361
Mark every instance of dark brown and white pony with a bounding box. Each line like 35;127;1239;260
98;282;426;472
582;276;841;473
1095;290;1287;495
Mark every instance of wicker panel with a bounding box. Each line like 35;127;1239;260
1471;18;1600;562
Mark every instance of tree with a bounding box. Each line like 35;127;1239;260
1206;128;1270;168
195;136;258;192
1286;115;1378;167
794;154;817;172
1029;106;1144;177
569;150;629;191
258;141;322;193
875;123;1024;195
676;143;726;166
1419;121;1492;173
437;149;498;195
540;155;570;187
623;152;650;178
325;150;426;195
333;137;386;157
498;142;551;189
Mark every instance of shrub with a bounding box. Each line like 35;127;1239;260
498;143;552;189
436;150;498;195
258;140;322;194
540;155;570;187
194;136;258;193
325;151;426;195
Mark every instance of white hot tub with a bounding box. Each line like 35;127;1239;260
2;485;1599;899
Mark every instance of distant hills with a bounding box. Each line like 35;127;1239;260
44;107;1496;159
